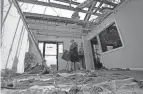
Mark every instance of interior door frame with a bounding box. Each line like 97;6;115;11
38;41;63;70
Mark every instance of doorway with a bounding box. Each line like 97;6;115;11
44;43;57;70
38;41;63;70
91;36;102;69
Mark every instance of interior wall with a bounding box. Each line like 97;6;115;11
84;0;143;69
1;1;30;73
29;35;82;70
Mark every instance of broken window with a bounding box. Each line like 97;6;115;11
99;22;123;53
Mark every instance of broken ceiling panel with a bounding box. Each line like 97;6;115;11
89;15;98;21
17;0;124;37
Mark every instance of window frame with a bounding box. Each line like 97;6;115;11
98;20;124;54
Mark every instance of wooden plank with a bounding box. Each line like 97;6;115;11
93;2;103;14
55;0;102;12
84;1;97;21
18;0;101;16
55;0;117;7
32;30;83;38
54;0;80;5
28;24;82;33
97;0;117;6
30;29;82;35
27;22;82;30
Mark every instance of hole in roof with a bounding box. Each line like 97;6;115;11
73;0;86;3
96;2;101;7
71;4;77;8
89;15;98;21
50;0;69;6
19;3;75;18
79;12;86;20
109;0;121;4
83;8;88;11
19;0;105;21
97;10;102;14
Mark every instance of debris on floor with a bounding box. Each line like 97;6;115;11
1;70;143;94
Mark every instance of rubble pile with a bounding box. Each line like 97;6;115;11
1;70;143;94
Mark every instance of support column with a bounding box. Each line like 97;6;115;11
0;0;4;47
83;37;94;70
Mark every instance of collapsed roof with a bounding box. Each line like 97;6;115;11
16;0;123;38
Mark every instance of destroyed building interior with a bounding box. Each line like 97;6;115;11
0;0;143;94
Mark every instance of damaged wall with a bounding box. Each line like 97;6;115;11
29;35;82;70
28;37;43;65
84;0;143;69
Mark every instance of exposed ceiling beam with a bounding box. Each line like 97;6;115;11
93;2;103;14
26;22;82;30
30;29;82;35
32;31;83;38
55;0;117;7
18;0;101;16
77;0;94;9
24;12;96;25
98;0;117;6
55;0;102;12
84;1;97;21
28;24;82;32
54;0;80;5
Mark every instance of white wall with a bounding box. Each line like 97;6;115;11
29;35;82;70
1;2;30;73
84;0;143;69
